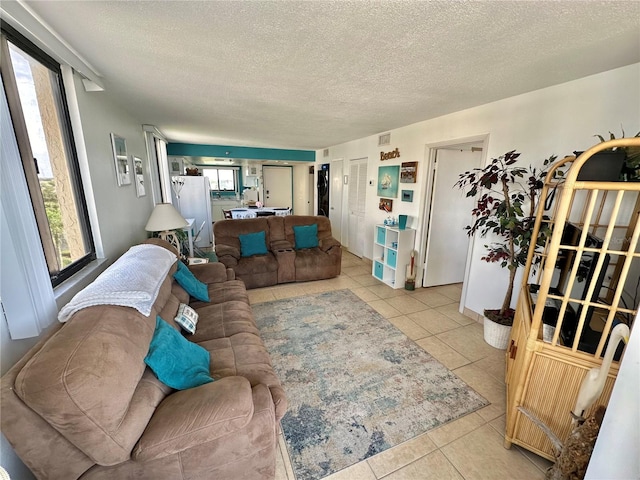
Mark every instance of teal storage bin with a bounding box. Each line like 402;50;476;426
374;261;384;279
376;226;386;245
387;249;397;268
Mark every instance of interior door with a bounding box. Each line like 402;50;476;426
262;166;293;208
330;159;343;242
423;148;482;286
348;158;367;257
308;166;314;214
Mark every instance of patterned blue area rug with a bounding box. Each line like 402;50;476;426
253;289;489;480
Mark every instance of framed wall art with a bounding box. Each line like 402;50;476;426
169;157;183;176
133;156;146;197
377;165;400;198
379;198;393;212
400;162;418;183
110;133;131;186
401;190;414;202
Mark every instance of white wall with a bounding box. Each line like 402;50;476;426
72;73;155;260
317;63;640;317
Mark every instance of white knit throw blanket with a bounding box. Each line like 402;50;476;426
58;244;177;323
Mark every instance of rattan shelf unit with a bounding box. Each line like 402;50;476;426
504;138;640;460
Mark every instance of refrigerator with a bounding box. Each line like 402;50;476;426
171;176;213;248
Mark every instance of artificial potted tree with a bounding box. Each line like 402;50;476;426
455;150;560;348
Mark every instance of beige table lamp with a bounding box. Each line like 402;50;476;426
145;203;188;252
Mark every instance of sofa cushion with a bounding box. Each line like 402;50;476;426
189;279;249;309
132;376;253;462
239;231;268;257
189;301;259;342
281;215;336;248
234;254;278;275
173;262;210;302
295;248;341;282
213;217;271;254
145;316;213;390
199;333;281;389
171;281;190;305
293;223;318;249
158;292;182;331
14;306;159;465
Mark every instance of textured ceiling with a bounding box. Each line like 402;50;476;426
21;1;640;150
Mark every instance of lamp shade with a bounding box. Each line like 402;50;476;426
145;203;188;232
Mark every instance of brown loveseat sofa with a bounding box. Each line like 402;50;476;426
1;239;286;480
213;215;342;289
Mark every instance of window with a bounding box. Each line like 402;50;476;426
1;25;95;286
202;167;237;192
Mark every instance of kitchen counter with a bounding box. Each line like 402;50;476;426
211;198;242;221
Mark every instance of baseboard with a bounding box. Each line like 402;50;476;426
463;307;483;324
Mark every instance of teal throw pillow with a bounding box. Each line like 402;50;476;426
239;231;268;257
173;261;209;302
145;316;214;390
293;224;319;249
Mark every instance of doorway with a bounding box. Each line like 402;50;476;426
422;140;485;288
308;165;314;215
262;166;293;208
317;164;330;216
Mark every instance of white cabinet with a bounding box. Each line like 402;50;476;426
372;225;415;288
211;199;241;222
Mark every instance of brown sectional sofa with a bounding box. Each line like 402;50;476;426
213;215;342;289
0;239;286;480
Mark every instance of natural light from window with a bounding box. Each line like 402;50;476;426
202;167;236;192
8;41;92;280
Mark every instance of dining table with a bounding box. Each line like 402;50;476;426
230;207;291;219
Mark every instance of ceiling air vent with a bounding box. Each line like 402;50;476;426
378;133;391;146
323;148;329;157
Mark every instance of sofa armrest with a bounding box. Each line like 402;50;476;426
319;236;341;253
226;268;236;281
188;262;229;284
215;245;240;265
132;377;253;462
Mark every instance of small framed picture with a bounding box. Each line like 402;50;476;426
169;157;183;176
133;156;145;197
400;162;418;183
401;190;414;202
379;198;393;212
110;133;131;186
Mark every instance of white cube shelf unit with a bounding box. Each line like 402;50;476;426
372;224;415;288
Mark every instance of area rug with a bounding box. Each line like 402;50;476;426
253;289;489;480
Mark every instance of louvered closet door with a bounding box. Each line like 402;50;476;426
348;158;367;257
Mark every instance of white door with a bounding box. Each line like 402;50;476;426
423;149;482;286
348;158;368;257
308;166;314;214
262;166;293;208
330;159;343;242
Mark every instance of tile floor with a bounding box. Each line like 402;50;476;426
247;251;553;480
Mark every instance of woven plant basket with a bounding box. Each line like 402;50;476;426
483;316;512;349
